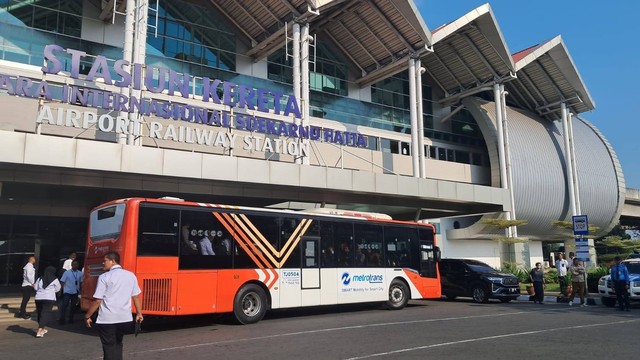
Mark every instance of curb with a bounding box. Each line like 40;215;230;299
517;294;601;305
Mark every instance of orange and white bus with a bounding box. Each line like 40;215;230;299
81;197;441;324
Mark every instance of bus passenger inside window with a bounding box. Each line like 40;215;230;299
368;250;382;266
338;243;352;266
322;245;335;267
198;230;216;255
355;247;366;266
215;231;231;255
181;222;198;253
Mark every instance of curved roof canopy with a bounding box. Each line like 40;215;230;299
507;36;595;121
424;4;515;105
209;0;432;86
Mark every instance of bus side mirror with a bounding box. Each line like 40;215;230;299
434;246;441;262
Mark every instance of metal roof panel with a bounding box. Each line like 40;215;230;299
426;4;515;96
510;36;595;117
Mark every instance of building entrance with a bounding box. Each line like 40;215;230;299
0;216;87;286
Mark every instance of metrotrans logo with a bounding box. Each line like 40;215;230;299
341;272;383;285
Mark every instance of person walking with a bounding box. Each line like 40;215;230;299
34;266;62;338
17;256;36;319
555;253;569;295
62;252;77;271
610;256;631;311
84;252;143;360
568;258;587;307
58;260;83;324
529;262;546;304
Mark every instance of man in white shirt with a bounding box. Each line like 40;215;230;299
62;252;77;271
18;256;36;319
555;253;569;293
84;252;143;360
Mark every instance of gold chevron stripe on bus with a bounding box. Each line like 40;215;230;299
214;212;270;269
234;214;311;258
220;213;274;269
233;215;313;267
231;214;281;266
214;211;313;268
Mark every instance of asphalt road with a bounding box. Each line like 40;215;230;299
2;299;638;360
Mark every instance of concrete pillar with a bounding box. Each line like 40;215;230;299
408;58;418;177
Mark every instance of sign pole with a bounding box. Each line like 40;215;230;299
572;215;590;298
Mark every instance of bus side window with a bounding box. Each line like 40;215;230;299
137;206;180;257
384;226;415;269
319;220;353;267
354;223;383;267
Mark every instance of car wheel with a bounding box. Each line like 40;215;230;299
386;280;410;310
233;283;267;324
445;294;457;300
472;285;489;303
499;298;512;303
601;297;616;307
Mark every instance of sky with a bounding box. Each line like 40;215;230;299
415;0;640;189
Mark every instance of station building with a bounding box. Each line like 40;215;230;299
0;0;624;285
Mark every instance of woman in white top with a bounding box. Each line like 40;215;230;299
34;266;61;338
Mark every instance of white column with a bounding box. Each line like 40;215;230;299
493;83;511;238
129;0;148;145
494;83;507;189
292;23;301;119
561;102;577;216
567;112;581;214
416;59;426;178
292;23;302;164
408;58;419;177
119;0;136;145
301;23;311;165
501;84;517;237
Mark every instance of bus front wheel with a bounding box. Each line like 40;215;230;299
386;280;409;310
233;283;267;325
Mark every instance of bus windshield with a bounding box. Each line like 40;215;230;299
89;204;125;242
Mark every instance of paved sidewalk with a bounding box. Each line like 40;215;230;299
517;291;602;305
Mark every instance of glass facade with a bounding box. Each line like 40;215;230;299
146;0;235;76
0;0;83;67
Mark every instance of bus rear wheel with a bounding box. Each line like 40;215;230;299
233;284;267;325
386;280;409;310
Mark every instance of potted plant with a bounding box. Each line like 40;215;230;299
563;272;573;297
526;283;535;296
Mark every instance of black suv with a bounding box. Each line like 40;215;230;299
439;258;520;303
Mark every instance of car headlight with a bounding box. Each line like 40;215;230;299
633;281;640;288
486;277;503;284
599;278;606;286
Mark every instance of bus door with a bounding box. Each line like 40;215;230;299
419;241;438;279
301;236;320;288
301;236;321;305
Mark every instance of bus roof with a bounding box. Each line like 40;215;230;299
92;197;434;228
